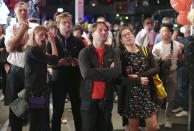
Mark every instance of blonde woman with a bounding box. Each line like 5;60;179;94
24;25;58;131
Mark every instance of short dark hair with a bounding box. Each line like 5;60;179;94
161;23;173;33
73;24;83;34
91;22;108;34
144;18;154;25
89;22;108;41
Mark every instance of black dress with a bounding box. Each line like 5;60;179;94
120;48;159;119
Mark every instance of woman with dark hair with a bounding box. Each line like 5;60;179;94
116;27;160;131
24;25;58;131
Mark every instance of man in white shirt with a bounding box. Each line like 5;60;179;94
154;17;172;45
152;23;183;129
4;2;37;131
135;18;154;50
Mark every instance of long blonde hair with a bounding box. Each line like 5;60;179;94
24;25;48;52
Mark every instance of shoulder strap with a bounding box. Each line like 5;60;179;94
142;46;148;57
170;40;173;53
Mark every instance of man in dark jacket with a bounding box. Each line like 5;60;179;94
47;12;84;131
184;9;194;131
78;22;121;131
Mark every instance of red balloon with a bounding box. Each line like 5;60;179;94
170;0;187;11
177;13;190;25
180;0;192;5
179;6;191;15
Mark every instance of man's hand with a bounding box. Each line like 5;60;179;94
140;77;149;85
72;58;79;67
162;54;172;61
47;68;52;75
110;62;115;68
20;21;29;33
128;74;138;78
7;21;29;52
4;63;10;74
58;58;72;66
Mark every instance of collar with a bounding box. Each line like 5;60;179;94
88;44;110;53
57;33;74;40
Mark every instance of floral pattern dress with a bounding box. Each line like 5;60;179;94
121;49;159;119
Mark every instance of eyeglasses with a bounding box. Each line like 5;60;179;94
60;21;71;25
121;32;133;38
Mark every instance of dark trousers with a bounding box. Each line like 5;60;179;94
42;84;52;131
51;80;82;131
175;66;189;110
81;99;113;131
190;79;194;131
0;72;6;94
29;108;45;131
9;65;25;131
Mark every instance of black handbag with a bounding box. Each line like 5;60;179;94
9;97;29;118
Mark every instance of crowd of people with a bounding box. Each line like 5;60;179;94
1;1;194;131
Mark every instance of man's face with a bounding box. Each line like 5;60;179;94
160;27;172;41
184;24;190;34
58;17;72;33
14;5;29;23
92;23;108;43
73;30;82;38
148;23;154;31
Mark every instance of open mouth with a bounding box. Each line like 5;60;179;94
41;40;46;44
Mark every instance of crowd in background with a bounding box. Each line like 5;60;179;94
0;1;194;131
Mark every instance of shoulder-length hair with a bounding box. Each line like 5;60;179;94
24;25;48;52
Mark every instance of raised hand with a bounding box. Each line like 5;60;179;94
47;32;55;45
20;21;29;33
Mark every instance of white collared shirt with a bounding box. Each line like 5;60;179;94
135;29;154;47
5;22;38;68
